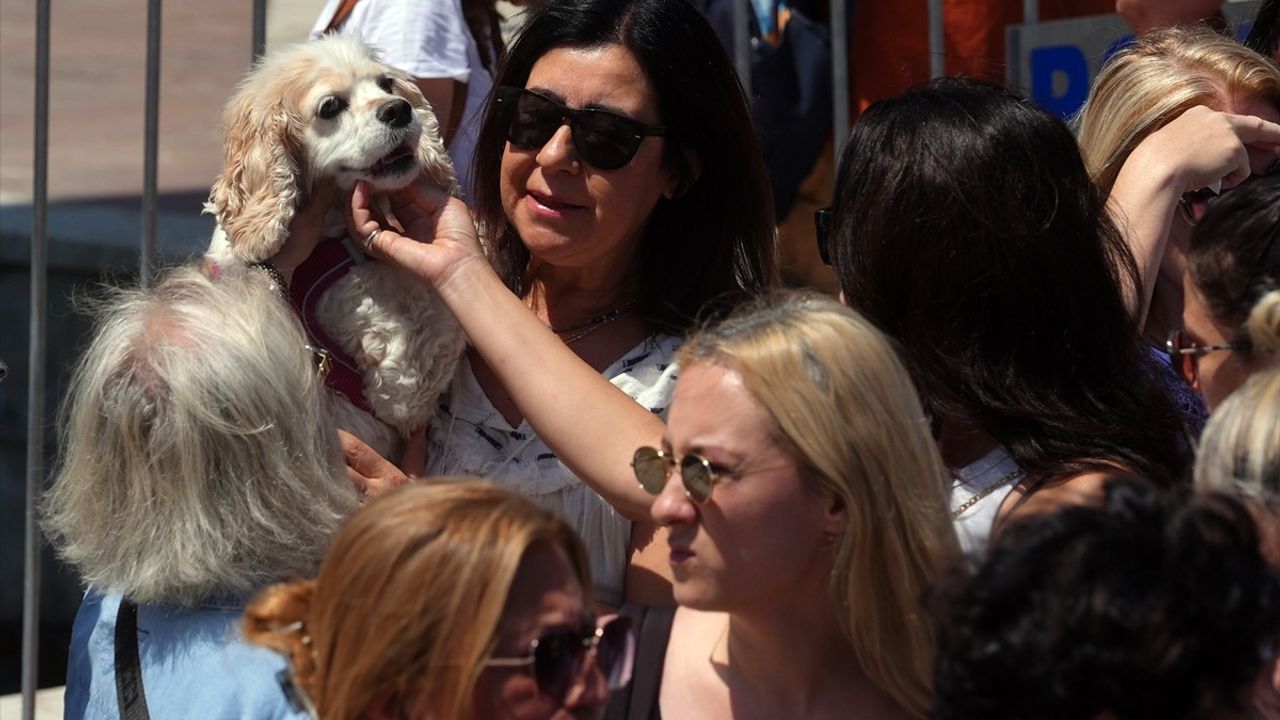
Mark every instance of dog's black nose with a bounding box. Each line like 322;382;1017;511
377;98;412;128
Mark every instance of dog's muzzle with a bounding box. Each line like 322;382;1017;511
377;98;412;128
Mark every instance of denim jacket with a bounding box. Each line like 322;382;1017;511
64;589;308;720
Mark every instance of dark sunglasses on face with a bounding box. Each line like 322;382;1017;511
1177;184;1221;225
1165;328;1243;387
632;446;792;503
814;206;833;266
483;615;635;702
494;86;667;171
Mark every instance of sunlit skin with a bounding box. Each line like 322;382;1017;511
650;362;834;612
645;362;906;719
1149;94;1280;344
1181;272;1264;412
499;44;677;299
471;543;608;720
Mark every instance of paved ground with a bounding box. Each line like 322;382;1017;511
0;0;320;258
1;0;318;204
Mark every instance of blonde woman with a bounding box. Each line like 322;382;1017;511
1074;26;1280;350
245;481;635;720
608;293;961;720
1196;366;1280;502
43;266;359;719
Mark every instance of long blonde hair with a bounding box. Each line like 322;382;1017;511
676;292;961;718
244;481;593;720
1075;25;1280;194
41;265;356;606
1195;292;1280;501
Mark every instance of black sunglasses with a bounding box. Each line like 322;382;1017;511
494;86;667;170
632;446;792;503
814;206;833;266
483;615;635;701
1165;328;1243;387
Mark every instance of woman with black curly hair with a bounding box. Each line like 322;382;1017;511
933;478;1280;719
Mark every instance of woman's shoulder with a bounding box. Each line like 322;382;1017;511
605;605;693;720
66;592;306;719
608;334;684;413
1001;466;1129;521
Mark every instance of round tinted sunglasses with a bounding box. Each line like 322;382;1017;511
494;86;667;170
1165;328;1243;387
632;446;792;503
483;615;635;702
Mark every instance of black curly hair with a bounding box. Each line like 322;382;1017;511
934;478;1280;719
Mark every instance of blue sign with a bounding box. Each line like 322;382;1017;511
1008;2;1261;119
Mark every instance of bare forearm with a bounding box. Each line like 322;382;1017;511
438;260;663;520
1107;147;1181;330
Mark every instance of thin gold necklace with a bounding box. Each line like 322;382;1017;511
951;467;1023;519
550;299;638;345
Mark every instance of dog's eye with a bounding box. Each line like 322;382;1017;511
377;75;396;93
317;96;347;120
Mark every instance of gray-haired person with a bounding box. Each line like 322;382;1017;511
44;265;359;718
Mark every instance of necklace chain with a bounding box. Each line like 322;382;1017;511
549;298;638;345
951;467;1023;519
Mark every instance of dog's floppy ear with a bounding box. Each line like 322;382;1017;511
392;71;460;197
204;80;304;263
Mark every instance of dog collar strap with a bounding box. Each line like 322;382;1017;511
289;238;373;413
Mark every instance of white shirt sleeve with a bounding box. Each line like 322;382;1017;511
312;0;473;82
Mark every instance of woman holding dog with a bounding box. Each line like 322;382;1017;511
323;0;777;608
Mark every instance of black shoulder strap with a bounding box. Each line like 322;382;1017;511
115;599;152;720
609;604;675;720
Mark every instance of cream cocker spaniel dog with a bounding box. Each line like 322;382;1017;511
205;35;464;459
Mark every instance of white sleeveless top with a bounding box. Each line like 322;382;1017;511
426;335;682;606
950;445;1024;557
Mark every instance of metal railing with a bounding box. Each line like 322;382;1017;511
19;2;270;713
15;0;969;715
22;1;51;716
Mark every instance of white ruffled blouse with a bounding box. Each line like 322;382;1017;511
426;334;682;606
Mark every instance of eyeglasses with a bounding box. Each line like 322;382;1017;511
632;446;792;503
494;86;667;170
1177;185;1221;225
814;206;833;266
305;344;332;382
1165;328;1241;386
484;615;635;701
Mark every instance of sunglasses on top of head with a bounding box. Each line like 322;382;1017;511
483;615;635;702
494;86;667;171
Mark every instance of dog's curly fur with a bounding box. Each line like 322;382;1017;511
206;35;465;458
